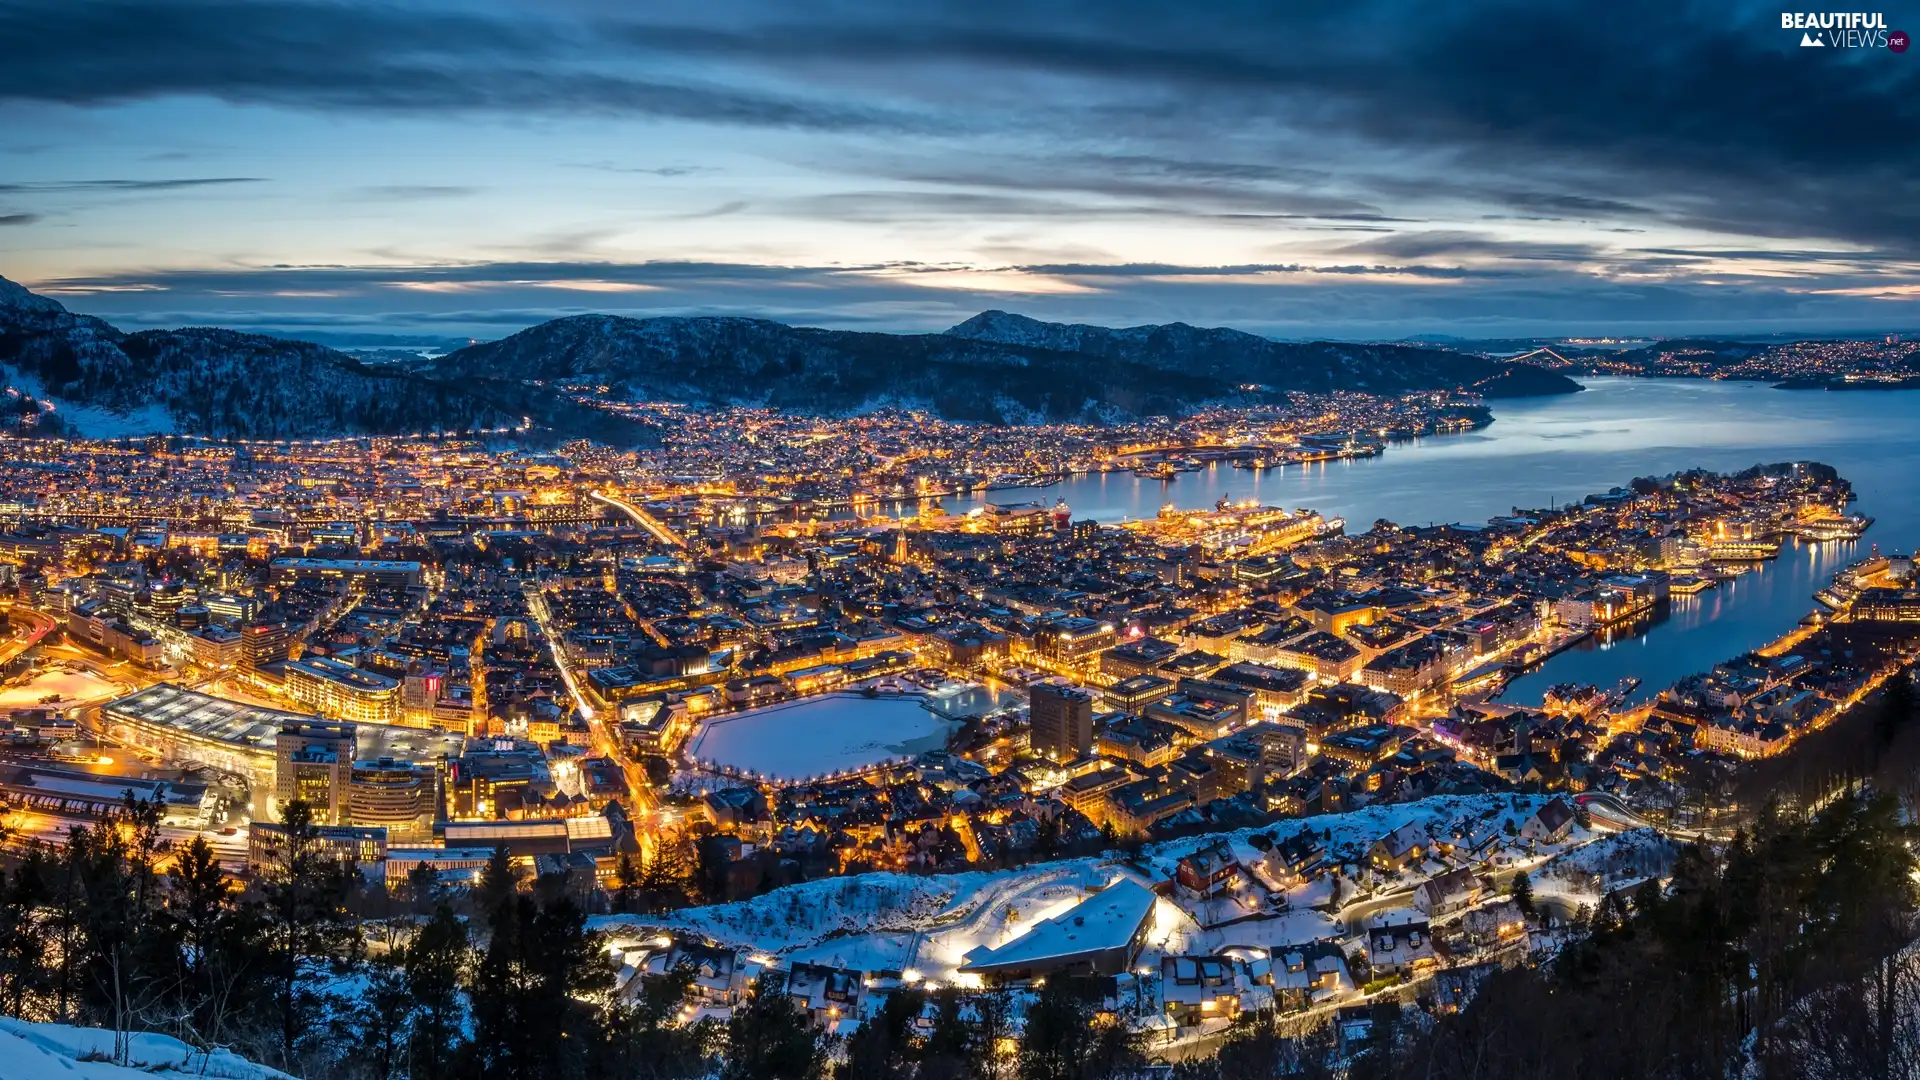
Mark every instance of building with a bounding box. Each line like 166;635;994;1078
784;964;864;1032
276;721;356;825
188;625;245;671
100;685;462;819
1365;919;1436;976
1103;674;1174;714
1207;662;1311;719
269;557;424;589
1271;631;1363;682
248;821;387;876
959;879;1157;982
1413;868;1484;916
1035;616;1117;666
242;621;291;669
1368;822;1432;872
284;656;402;724
0;761;213;827
347;756;436;842
1160;955;1249;1025
1521;798;1577;844
1029;681;1095;763
1854;588;1920;622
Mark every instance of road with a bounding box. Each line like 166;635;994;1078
1572;791;1721;841
520;581;659;858
590;491;686;549
0;605;57;665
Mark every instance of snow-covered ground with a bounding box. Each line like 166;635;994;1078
2;369;178;438
684;692;961;782
0;667;126;710
597;794;1584;984
0;1017;293;1080
1533;826;1680;905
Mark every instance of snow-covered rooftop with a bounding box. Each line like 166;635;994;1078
960;879;1157;974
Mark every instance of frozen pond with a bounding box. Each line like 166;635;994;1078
685;692;959;782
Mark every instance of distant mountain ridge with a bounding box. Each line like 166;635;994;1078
0;276;1583;436
0;276;646;441
429;308;1582;422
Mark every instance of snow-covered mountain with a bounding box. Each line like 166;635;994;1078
430;308;1579;423
946;309;1581;396
427;313;1239;423
0;276;646;441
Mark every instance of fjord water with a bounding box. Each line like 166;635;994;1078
968;378;1920;703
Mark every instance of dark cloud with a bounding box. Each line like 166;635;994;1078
1015;262;1486;281
0;177;266;193
566;162;716;177
0;213;39;226
6;0;1918;336
608;1;1920;249
0;0;933;131
676;200;750;220
348;185;481;201
1334;231;1609;264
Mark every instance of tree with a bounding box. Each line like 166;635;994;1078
0;843;51;1019
260;799;364;1072
594;962;719;1080
838;986;925;1080
341;962;411;1080
612;852;640;914
723;979;823;1080
971;987;1016;1080
1018;978;1142;1080
166;833;259;1058
1508;871;1535;919
467;880;612;1080
403;904;468;1080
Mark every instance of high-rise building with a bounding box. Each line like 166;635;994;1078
274;721;356;824
242;620;290;669
347;756;436;843
1030;681;1095;762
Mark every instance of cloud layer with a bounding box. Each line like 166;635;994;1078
1;0;1915;339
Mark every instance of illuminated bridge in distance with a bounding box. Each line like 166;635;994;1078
590;491;687;549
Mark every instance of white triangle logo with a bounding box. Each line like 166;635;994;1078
1801;31;1825;45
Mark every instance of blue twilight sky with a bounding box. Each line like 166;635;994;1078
1;0;1917;342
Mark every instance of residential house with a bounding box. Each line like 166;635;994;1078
1520;798;1577;845
1367;822;1432;873
1365;919;1436;976
1160;955;1247;1025
1413;868;1484;917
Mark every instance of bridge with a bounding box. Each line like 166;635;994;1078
589;491;687;549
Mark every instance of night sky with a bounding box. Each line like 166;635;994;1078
2;0;1916;340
